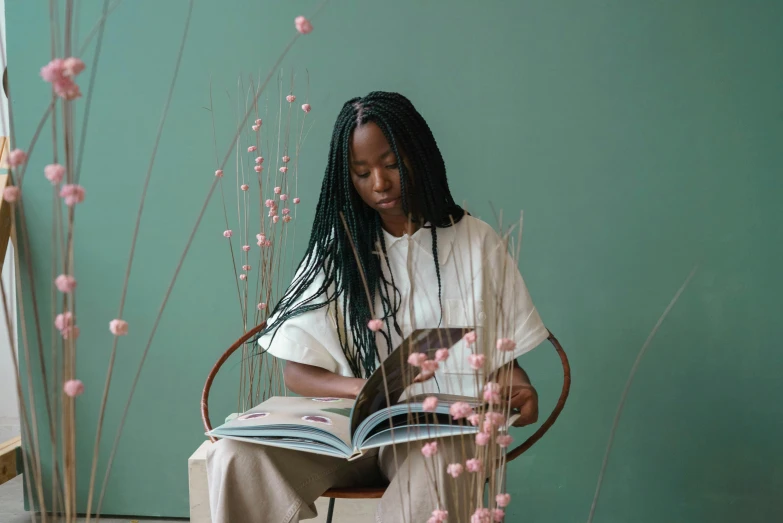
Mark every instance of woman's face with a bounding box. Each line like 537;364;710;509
349;122;406;220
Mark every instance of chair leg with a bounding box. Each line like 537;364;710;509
325;498;336;523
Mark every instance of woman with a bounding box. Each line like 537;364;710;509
206;92;549;522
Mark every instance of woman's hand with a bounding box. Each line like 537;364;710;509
494;362;539;427
283;361;366;399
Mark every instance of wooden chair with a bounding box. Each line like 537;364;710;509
201;322;571;523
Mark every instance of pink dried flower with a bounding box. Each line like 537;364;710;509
468;413;481;426
295;16;313;34
3;186;20;202
251;124;260;131
63;57;85;77
283;215;292;223
293;197;301;204
255;156;264;164
215;169;224;177
468;353;485;370
407;353;427;367
495;493;511;508
430;509;448;523
254;165;263;173
466;458;483;473
485;411;506;427
55;275;77;293
483;382;501;404
54;312;74;331
256;233;266;242
257;302;267;310
223;230;233;238
241;184;249;191
40;58;65;82
265;199;274;208
421;441;438;457
109;319;129;336
421;359;439;373
242;265;251;271
422;396;439;412
272;216;280;224
255;118;262;126
497;434;513;448
471;508;490;523
449;401;473;420
8;149;27;167
302;103;311;113
240;274;247;280
435;348;449;362
446;463;463;478
63;379;84;397
476;432;490;446
62;325;80;340
282;155;290;163
264;239;272;247
279;166;288;173
45;164;66;184
59;184;85;206
53;78;81;100
248;146;257;152
242;245;250;252
274;186;281;194
280;194;288;201
282;208;290;215
496;338;516;352
367;318;383;331
492;509;505;522
464;330;477;344
286;94;296;103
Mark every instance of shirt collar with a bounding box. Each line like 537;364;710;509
381;223;456;266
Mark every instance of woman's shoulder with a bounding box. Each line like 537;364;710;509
452;213;504;244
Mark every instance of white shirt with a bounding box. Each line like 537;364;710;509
258;214;548;397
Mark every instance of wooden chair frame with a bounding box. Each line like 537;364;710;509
201;322;571;522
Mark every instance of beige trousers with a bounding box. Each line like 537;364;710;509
206;436;482;522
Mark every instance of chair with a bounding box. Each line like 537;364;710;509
201;322;571;523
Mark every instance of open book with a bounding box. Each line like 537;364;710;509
207;328;516;460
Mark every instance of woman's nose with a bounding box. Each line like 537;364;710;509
371;170;391;192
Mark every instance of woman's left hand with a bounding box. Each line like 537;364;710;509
505;382;539;427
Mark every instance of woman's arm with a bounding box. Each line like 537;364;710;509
283;361;366;399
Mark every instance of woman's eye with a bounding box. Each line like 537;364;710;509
387;163;399;170
356;172;370;178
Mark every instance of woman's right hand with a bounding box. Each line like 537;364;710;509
283;361;366;399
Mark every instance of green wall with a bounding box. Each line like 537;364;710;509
8;1;783;520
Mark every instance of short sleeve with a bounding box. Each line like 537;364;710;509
257;262;353;377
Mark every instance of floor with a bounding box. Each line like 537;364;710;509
0;476;184;523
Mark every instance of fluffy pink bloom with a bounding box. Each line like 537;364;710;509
255;118;262;126
53;78;81;100
466;458;483;473
40;58;65;82
272;216;279;224
59;184;85;206
293;197;301;204
248;145;257;152
280;194;288;201
468;353;485;370
463;330;477;344
476;432;490;446
252;124;260;131
257;302;267;310
242;265;251;271
295;16;313;34
495;493;511;508
242;245;251;252
283;215;292;223
264;239;272;247
54;312;74;331
421;441;438;457
282;155;290;163
302;103;311;113
63;379;84;397
256;233;266;242
254;165;263;173
241;184;249;191
45;164;66;184
468;413;481;426
449;401;473;420
430;509;448;523
496;338;516;352
421;359;439;373
223;230;233;238
265;199;274;208
422;396;439;412
63;57;85;77
446;463;463;478
407;353;427;367
286;94;296;103
483;382;501;404
240;274;247;280
485;411;506;427
109;319;129;336
492;509;505;522
367;318;383;331
496;434;513;448
215;169;224;177
274;186;282;194
282;208;290;216
3;186;20;202
279;166;288;173
62;325;80;340
255;156;264;164
471;508;490;523
55;274;77;293
435;348;449;362
8;149;27;167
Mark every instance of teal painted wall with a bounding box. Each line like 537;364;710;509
8;1;783;520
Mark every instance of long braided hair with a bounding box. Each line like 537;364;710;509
258;91;465;378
